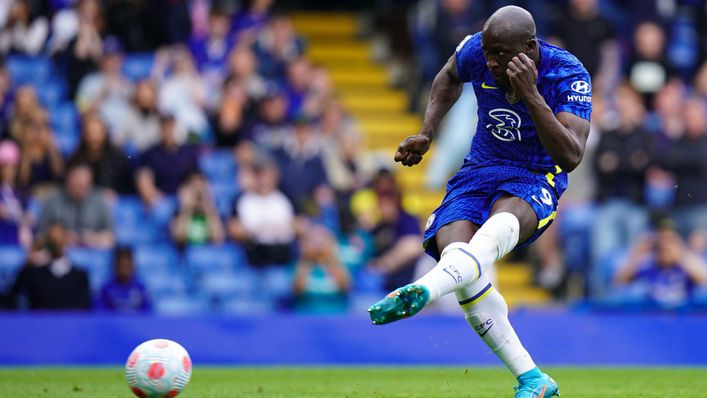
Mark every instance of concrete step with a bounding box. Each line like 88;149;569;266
341;92;407;114
329;70;387;87
309;44;370;63
292;13;358;37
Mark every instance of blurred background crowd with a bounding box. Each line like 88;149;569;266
0;0;705;315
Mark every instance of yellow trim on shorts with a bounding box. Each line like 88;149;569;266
538;211;557;229
545;172;556;188
459;285;495;308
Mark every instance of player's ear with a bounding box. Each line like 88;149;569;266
525;38;537;53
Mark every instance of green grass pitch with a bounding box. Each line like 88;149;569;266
0;367;705;397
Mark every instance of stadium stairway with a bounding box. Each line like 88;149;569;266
292;12;549;308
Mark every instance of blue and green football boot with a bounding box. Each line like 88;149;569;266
368;284;430;325
513;368;560;398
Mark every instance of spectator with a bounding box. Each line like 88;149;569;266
626;22;672;109
0;140;31;246
660;96;707;237
284;57;312;119
367;171;423;292
49;0;102;55
319;108;373;232
6;85;39;142
293;224;350;314
213;76;248;148
591;84;652;264
57;1;104;99
99;246;150;312
67;112;133;195
191;7;239;111
615;223;707;307
189;7;234;73
7;222;91;310
272;115;330;214
114;79;167;153
694;61;707;99
552;0;616;80
17;107;63;194
250;86;290;148
136;113;198;206
37;163;114;248
252;15;304;80
154;46;208;138
231;0;273;42
0;0;49;55
225;45;266;102
75;36;133;132
228;157;295;267
549;0;618;89
170;172;224;246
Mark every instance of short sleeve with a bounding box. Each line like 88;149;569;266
455;32;484;83
553;66;592;121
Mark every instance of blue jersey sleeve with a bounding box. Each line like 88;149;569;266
552;66;592;121
455;32;484;83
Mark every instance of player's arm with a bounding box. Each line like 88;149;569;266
394;55;463;167
507;53;590;172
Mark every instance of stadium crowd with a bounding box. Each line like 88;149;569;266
0;0;419;314
0;0;705;314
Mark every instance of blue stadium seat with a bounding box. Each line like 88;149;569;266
143;271;188;299
36;78;67;108
350;292;383;314
211;182;238;218
6;56;52;86
199;150;237;184
0;245;27;293
220;296;273;315
113;196;172;245
185;244;241;275
50;102;79;155
598;249;628;287
260;266;293;300
66;247;114;292
198;268;259;300
122;53;155;81
150;196;177;228
134;244;179;275
354;267;384;293
153;294;211;315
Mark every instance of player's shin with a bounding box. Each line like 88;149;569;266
415;212;520;301
456;277;536;377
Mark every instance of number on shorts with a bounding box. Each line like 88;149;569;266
532;188;553;207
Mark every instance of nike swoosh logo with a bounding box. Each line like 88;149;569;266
533;385;547;398
481;82;499;89
479;323;494;337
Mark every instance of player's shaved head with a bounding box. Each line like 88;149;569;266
483;5;536;43
481;6;539;90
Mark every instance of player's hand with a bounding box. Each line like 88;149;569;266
394;134;431;167
506;53;539;101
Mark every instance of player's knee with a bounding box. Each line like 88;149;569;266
439;241;481;280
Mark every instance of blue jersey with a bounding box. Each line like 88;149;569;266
421;33;592;260
455;32;592;190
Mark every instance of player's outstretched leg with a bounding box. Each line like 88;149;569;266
456;276;559;398
368;212;520;325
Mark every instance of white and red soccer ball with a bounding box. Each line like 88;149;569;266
125;339;192;398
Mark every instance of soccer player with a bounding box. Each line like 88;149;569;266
368;6;591;398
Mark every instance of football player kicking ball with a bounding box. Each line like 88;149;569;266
368;5;592;398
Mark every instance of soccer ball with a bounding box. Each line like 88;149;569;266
125;339;192;398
